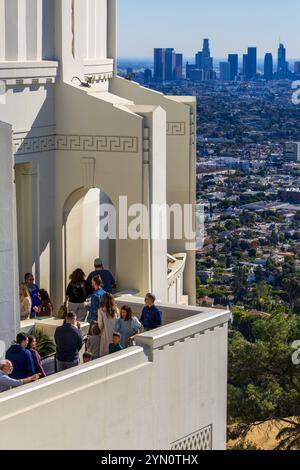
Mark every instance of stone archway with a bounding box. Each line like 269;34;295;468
62;187;116;293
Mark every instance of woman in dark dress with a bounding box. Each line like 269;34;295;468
66;269;93;322
27;335;47;378
34;289;53;317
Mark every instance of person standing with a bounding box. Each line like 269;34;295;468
115;305;142;349
86;323;101;360
98;294;119;357
25;273;40;319
5;333;36;380
0;360;39;394
87;259;117;294
19;283;32;321
54;312;83;372
109;333;123;354
87;275;106;328
66;269;93;322
140;293;163;331
27;335;47;378
34;289;53;317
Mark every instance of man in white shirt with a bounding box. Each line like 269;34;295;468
0;360;39;393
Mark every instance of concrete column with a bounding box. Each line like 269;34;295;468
0;121;18;356
15;163;39;285
15;164;33;281
86;0;96;59
107;0;117;73
5;0;18;61
17;0;27;61
99;191;116;277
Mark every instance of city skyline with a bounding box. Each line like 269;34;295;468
118;0;300;59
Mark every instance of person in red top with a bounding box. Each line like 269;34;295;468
27;335;47;378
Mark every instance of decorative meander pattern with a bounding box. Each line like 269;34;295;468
14;135;56;154
167;122;186;136
14;135;139;155
170;425;212;450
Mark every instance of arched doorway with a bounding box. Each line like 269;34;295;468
63;187;116;291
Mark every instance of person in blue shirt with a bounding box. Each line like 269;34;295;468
87;259;116;294
87;275;106;329
140;293;163;331
25;273;40;319
5;333;36;380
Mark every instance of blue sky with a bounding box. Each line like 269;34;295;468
118;0;300;59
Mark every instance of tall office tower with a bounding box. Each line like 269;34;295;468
144;68;153;85
264;53;273;80
242;54;248;78
154;48;166;82
165;48;176;80
202;38;213;71
277;43;288;78
219;62;231;81
285;142;300;162
175;53;183;80
195;51;203;69
246;47;257;79
294;62;300;76
228;54;238;80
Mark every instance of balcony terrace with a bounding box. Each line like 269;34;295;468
0;300;229;451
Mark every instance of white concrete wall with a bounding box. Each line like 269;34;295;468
111;78;197;304
0;307;229;450
0;121;19;356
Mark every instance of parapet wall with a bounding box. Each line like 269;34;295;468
0;307;229;450
0;121;18;356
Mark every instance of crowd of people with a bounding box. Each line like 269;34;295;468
1;258;163;393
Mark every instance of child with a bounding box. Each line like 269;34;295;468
109;332;123;354
86;323;101;359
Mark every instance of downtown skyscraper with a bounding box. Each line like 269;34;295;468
243;47;257;80
154;48;166;82
264;53;274;80
190;39;215;81
277;43;289;79
154;48;183;82
228;54;238;81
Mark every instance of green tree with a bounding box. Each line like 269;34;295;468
228;312;300;449
251;282;272;311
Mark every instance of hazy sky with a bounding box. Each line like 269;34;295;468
118;0;300;59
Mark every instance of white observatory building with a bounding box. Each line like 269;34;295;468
0;0;229;450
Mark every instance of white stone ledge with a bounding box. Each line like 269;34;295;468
135;310;230;360
83;58;114;83
0;61;59;86
0;347;148;412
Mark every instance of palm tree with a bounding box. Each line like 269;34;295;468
275;418;300;450
283;278;300;313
